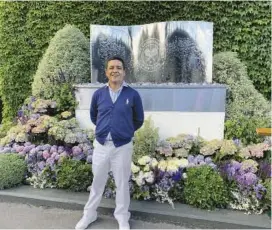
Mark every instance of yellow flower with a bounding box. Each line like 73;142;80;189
166;159;179;173
158;160;167;171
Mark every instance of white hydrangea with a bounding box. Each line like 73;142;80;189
176;158;189;168
131;162;140;174
143;164;150;172
135;171;145;186
144;171;155;184
150;158;158;168
138;155;151;166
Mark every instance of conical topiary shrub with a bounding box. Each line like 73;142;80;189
32;24;90;100
213;52;270;144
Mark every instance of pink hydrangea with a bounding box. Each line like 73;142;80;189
42;150;50;159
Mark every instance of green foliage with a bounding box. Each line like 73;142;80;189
213;52;270;119
53;81;78;114
0;121;15;139
0;153;27;189
133;116;159;163
213;52;270;145
32;24;90;101
263;179;271;209
0;3;33;124
184;165;229;210
56;158;92;192
225;116;270;145
0;1;270;126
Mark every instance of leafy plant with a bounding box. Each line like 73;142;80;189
133;116;159;163
32;24;90;100
225;116;270;145
183;165;229;210
213;52;270;145
0;153;27;189
263;179;271;210
56;158;92;192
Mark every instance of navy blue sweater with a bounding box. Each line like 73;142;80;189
90;85;144;147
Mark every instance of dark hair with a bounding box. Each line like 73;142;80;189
105;56;125;70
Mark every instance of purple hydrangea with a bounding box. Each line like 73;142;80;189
42;144;51;151
42;150;50;160
72;146;82;156
188;155;194;163
50;145;58;154
254;184;266;200
57;146;65;154
15;146;24;153
37;161;46;171
258;161;271;180
35;145;42;152
205;157;212;164
46;157;55;170
24;142;32;147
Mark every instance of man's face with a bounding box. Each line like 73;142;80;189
105;60;125;85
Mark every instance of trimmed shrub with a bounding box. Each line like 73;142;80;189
183;165;229;210
213;52;270;144
213;52;270;119
56;158;92;192
32;24;90;101
0;153;27;189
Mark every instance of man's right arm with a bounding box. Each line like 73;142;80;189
90;92;98;125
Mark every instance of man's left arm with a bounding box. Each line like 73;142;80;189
133;91;144;131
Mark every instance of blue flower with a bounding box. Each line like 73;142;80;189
172;171;182;182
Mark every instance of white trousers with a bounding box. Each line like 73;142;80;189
84;140;133;223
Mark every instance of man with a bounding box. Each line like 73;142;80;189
76;56;144;230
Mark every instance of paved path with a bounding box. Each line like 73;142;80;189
0;202;189;229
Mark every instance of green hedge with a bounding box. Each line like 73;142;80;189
0;153;27;189
0;1;270;124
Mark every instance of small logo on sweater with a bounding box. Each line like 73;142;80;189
126;99;129;105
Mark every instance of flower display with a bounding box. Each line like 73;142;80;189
239;143;270;159
0;99;269;214
200;139;222;156
138;155;151;165
220;140;237;156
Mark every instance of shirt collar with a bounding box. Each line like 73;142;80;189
106;81;128;89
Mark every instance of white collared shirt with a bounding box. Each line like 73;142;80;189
107;81;128;103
